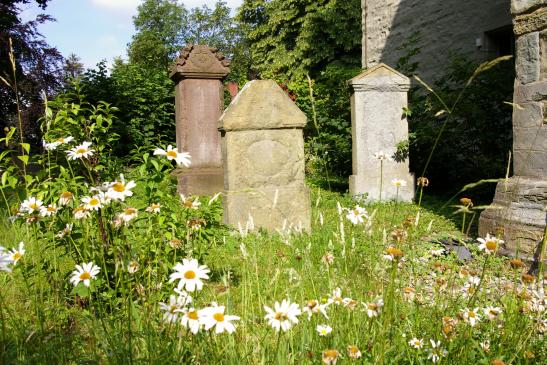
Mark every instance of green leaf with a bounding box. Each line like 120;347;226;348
17;155;29;165
20;143;30;154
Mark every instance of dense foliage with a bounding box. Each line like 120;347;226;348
408;57;515;195
0;0;63;145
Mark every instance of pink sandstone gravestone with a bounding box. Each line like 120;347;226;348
170;44;230;195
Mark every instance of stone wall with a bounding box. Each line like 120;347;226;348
362;0;512;81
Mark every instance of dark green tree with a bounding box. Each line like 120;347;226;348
0;0;63;144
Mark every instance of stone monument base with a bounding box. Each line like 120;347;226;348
350;173;415;202
223;186;311;232
173;166;224;196
479;176;546;260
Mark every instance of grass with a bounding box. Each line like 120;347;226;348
1;177;545;364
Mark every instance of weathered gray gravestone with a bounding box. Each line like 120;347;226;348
479;0;547;260
170;44;230;196
348;63;415;201
219;80;311;232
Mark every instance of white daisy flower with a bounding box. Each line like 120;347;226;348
56;223;73;238
69;262;100;287
8;241;25;265
54;136;74;144
118;207;138;223
180;194;201;210
145;203;161;213
179;307;201;334
345;205;368;225
477;233;503;255
66;141;94;160
153;145;191;167
200;303;240;334
264;299;302;332
373;151;393;161
159;294;186;323
73;206;90;220
347;345;362;359
59;191;74;206
316;324;332;336
303;299;329;320
43;140;60;151
107;174;136;201
127;261;139;274
462;307;481;327
20;197;43;214
81;195;103;211
391;178;407;187
408;337;424;349
0;247;12;272
40;204;58;217
483;306;502;320
364;298;383;318
328;287;344;306
428;340;447;363
169;258;210;292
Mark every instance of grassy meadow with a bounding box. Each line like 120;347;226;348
0;144;545;364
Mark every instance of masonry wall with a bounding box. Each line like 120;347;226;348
362;0;512;82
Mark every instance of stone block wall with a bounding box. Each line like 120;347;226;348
362;0;512;81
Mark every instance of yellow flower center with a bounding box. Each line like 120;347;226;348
76;148;87;154
113;183;125;192
489;309;498;316
169;305;178;313
12;252;22;261
89;198;100;206
386;246;403;257
47;207;56;212
124;208;136;215
323;350;339;359
61;192;73;199
469;311;476;318
307;300;318;309
368;303;378;311
213;312;225;322
353;209;360;215
166;150;178;158
485;240;497;251
184;270;196;279
274;312;288;321
403;287;414;293
79;271;91;280
187;310;198;320
184;201;194;208
348;346;359;354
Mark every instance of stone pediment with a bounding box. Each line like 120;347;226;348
349;63;410;89
218;80;307;131
170;44;230;80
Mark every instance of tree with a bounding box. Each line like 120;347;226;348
237;0;362;79
63;53;84;80
128;0;188;71
0;0;63;144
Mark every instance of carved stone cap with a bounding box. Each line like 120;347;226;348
218;80;307;131
348;63;410;91
170;44;230;81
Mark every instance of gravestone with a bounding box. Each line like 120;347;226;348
219;80;311;231
479;1;546;259
170;44;230;195
348;63;415;201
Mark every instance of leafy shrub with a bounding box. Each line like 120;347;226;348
408;56;514;194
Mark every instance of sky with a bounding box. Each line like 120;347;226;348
20;0;243;69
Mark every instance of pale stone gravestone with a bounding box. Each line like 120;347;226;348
479;1;547;260
219;80;311;231
170;44;230;195
348;63;415;201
